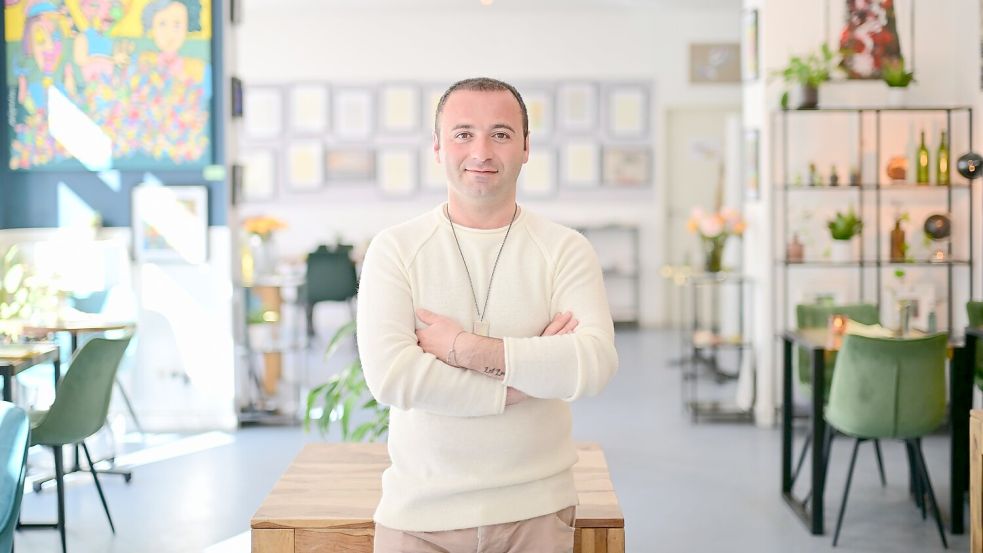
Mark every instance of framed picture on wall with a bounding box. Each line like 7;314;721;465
521;88;554;140
605;85;648;139
286;141;323;191
519;150;556;197
423;84;447;133
561;141;600;188
826;0;913;80
602;146;651;187
132;185;208;264
557;83;598;133
325;149;376;183
689;43;741;83
743;129;760;200
380;84;422;134
240;149;277;201
378;150;417;197
244;87;284;139
742;9;759;81
333;88;374;140
421;146;445;191
289;84;329;134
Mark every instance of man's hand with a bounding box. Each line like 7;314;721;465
507;311;579;406
415;308;464;364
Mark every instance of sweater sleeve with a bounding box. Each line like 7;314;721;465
356;233;507;417
501;233;618;401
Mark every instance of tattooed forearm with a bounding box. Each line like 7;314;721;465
456;333;507;381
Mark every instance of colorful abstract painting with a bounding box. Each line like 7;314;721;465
837;0;902;79
4;0;213;170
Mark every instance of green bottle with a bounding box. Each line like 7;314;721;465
937;130;950;186
916;130;930;184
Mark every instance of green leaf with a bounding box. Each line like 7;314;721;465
324;320;357;360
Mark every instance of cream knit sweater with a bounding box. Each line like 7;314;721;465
356;204;618;532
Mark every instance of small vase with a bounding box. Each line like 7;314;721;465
249;234;277;278
702;236;725;273
886;87;907;107
794;84;819;109
829;239;854;263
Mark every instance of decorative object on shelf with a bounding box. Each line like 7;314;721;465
787;234;805;263
829;165;840;186
890;212;909;262
923;213;951;262
849;166;861;186
886;155;907;182
936;130;950;186
882;57;915;106
827;207;862;262
773;44;836;109
957;151;983;179
242;215;287;283
687;206;746;273
916;130;930;184
808;162;821;186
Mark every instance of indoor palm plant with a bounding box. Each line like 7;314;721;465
304;321;388;442
774;43;836;110
827;207;863;262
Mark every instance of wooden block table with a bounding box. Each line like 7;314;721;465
251;442;625;553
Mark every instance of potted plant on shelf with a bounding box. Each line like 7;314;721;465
882;57;915;107
827;207;863;262
304;321;388;442
774;43;836;110
687;206;746;273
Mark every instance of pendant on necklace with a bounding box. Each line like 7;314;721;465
472;320;490;337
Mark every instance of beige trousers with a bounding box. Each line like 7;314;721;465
373;506;576;553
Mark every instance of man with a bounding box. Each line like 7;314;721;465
357;77;619;553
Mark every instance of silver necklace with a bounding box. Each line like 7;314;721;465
446;203;518;336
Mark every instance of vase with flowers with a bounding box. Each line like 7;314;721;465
242;216;287;283
687;207;746;273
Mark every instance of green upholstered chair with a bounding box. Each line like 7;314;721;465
825;332;948;548
792;303;885;489
0;402;30;553
966;301;983;387
19;336;132;553
304;245;358;338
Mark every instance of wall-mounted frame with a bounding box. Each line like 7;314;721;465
561;141;600;188
240;149;277;201
825;0;913;79
380;84;422;134
231;77;244;118
333;88;374;140
244;87;284;139
689;43;741;83
289;84;329;135
605;85;648;139
742;9;759;81
286;141;323;191
421;146;445;191
325;149;376;183
743;128;760;200
557;83;598;133
520;150;556;197
423;85;447;134
132;185;208;264
521;88;554;141
378;150;417;197
602;146;651;187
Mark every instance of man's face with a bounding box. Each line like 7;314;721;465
434;89;529;205
151;2;188;55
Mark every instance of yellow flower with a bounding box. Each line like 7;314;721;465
243;216;287;238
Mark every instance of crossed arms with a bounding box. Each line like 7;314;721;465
356;233;618;418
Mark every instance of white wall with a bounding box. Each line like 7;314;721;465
234;1;743;327
744;0;982;425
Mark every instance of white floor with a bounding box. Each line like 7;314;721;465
13;328;966;552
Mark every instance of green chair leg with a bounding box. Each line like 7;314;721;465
81;442;115;534
873;439;886;486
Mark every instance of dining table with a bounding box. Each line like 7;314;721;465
780;326;974;535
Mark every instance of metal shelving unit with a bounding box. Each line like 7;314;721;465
774;106;975;337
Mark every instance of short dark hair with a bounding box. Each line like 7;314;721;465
434;78;529;143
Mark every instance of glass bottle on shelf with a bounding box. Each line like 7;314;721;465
937;130;950;186
916;130;930;184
